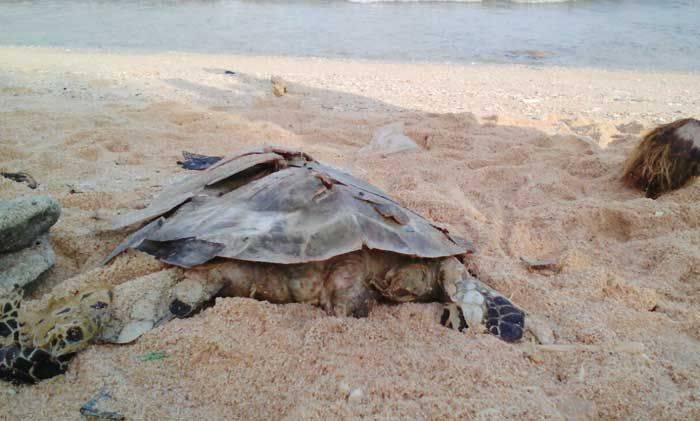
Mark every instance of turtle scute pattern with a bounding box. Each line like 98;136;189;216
0;287;22;345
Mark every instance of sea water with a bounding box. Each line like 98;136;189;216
0;0;697;71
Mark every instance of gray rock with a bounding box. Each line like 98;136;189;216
555;394;599;420
0;195;60;253
0;234;55;290
570;124;602;141
616;121;645;134
526;315;556;345
358;122;419;156
80;388;125;420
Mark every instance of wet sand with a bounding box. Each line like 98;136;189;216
0;47;699;419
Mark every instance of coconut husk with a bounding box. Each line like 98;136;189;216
621;118;700;198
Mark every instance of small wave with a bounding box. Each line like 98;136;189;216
347;0;482;3
347;0;573;4
510;0;573;3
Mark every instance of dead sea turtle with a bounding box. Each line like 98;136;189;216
0;146;525;383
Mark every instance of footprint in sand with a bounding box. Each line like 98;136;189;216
0;145;29;161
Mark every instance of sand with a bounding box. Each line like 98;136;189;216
0;47;698;419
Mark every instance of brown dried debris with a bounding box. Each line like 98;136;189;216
271;76;288;97
621;117;699;198
0;172;37;189
520;256;562;275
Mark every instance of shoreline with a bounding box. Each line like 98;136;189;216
2;46;699;128
4;44;700;76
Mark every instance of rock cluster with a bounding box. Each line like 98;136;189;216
0;195;60;290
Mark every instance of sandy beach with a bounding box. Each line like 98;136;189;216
0;47;699;419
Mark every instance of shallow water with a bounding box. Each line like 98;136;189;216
0;0;698;71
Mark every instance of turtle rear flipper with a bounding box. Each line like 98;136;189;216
479;292;525;342
440;283;525;342
438;258;525;342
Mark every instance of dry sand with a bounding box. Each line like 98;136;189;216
0;47;699;419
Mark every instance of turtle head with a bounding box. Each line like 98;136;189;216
20;287;113;358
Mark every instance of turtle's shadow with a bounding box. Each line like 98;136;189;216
159;68;650;291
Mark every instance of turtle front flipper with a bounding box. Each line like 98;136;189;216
0;345;70;384
438;258;525;342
